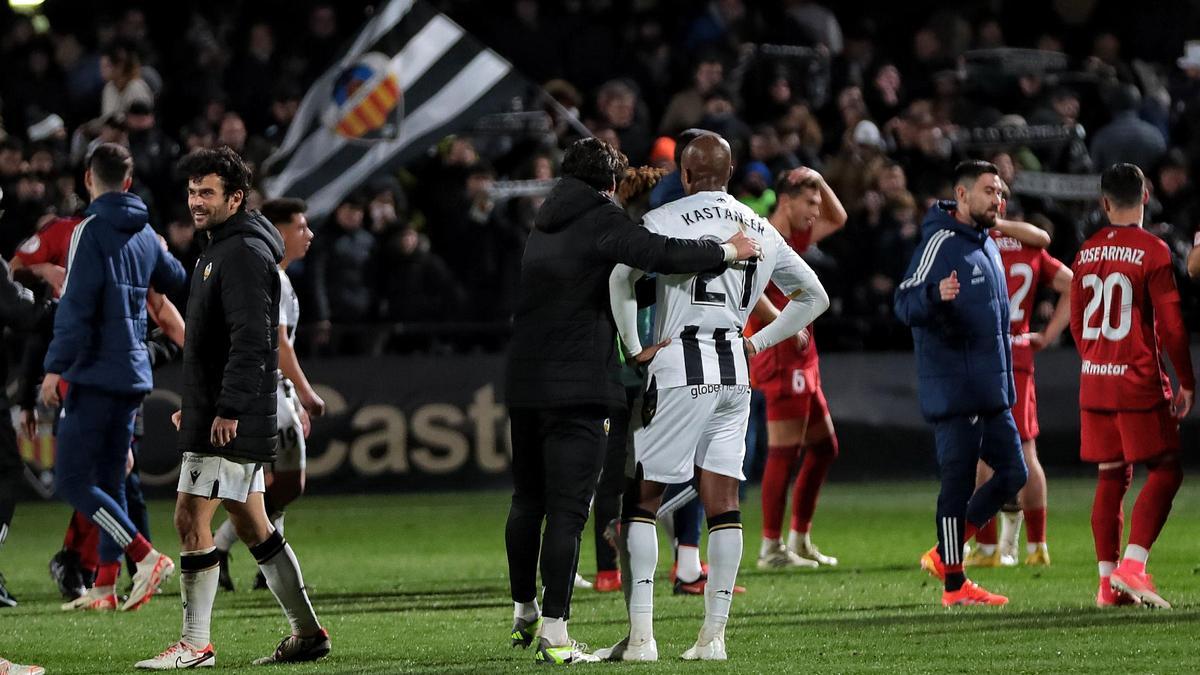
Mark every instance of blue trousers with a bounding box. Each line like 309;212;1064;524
54;385;145;565
933;409;1027;568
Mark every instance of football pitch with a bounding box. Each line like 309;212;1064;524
1;478;1198;674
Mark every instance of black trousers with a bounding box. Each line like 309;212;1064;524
505;405;609;620
593;387;638;573
0;412;21;551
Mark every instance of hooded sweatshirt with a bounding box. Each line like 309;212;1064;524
44;191;186;393
893;201;1015;421
505;176;726;410
179;209;285;462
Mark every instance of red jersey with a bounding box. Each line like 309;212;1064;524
990;230;1066;372
1069;224;1195;411
748;225;817;371
14;216;81;297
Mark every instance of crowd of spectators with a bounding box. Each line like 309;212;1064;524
2;0;1200;355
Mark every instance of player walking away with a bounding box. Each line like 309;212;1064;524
1071;163;1194;609
601;134;829;661
41;143;185;612
894;160;1027;608
212;197;324;592
965;197;1071;569
504;137;757;666
137;148;328;669
751;166;846;570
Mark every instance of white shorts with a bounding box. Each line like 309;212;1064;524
274;383;306;473
177;452;265;503
633;383;750;484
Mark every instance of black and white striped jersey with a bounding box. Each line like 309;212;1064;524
628;190;822;389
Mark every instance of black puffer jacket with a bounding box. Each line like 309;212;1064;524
180;210;284;462
505;177;725;410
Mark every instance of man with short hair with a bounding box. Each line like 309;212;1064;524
603;134;829;661
1072;163;1194;608
137;147;328;669
212;197;324;592
42;142;185;612
894;160;1027;607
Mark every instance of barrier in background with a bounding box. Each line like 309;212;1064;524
121;347;1200;495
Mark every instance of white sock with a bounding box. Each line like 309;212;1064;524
701;520;742;643
1122;544;1150;564
1027;542;1043;554
979;544;997;555
1098;561;1116;578
254;535;321;635
271;511;286;538
212;519;237;553
180;547;219;648
786;529;809;552
541;616;568;646
676;544;702;584
514;599;539;621
759;537;780;558
627;521;658;643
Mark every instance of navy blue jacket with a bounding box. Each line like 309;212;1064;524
44;192;187;394
893;201;1015;421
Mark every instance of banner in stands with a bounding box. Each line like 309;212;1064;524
23;348;1197;497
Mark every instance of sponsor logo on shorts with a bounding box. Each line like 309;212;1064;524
189;470;201;484
689;384;751;399
1081;360;1128;376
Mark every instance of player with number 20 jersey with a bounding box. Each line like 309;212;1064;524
1070;163;1194;609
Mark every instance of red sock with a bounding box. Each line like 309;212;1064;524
1092;466;1132;564
125;534;153;563
95;562;121;588
761;444;800;540
790;436;837;533
1128;459;1183;550
1025;507;1047;544
962;522;978;543
975;518;998;545
71;513;100;574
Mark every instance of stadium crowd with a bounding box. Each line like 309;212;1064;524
1;0;1200;355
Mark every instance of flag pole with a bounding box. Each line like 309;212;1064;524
538;88;593;139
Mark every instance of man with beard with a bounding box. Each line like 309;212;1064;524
894;160;1027;607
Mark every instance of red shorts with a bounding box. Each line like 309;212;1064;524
760;364;829;424
1012;369;1038;442
1079;404;1180;464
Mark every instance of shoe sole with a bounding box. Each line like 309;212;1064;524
1110;577;1170;609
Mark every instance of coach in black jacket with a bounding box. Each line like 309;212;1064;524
504;137;759;662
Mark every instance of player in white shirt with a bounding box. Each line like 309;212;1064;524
213;198;326;591
599;135;829;661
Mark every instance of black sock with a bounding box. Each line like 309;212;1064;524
945;571;966;592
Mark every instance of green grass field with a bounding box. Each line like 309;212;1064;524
1;478;1198;674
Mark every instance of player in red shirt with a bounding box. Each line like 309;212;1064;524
750;167;847;569
1071;163;1194;608
965;194;1072;568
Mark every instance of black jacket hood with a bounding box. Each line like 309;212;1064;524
533;177;615;233
208;209;285;263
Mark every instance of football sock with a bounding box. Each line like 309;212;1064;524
944;567;966;592
514;599;539;621
1098;561;1116;579
95;561;121;591
180;548;219;648
1091;465;1132;565
126;534;153;564
1025;507;1047;545
786;529;807;552
625;511;657;642
1128;459;1182;552
975;518;998;546
701;511;742;643
761;445;799;541
978;544;997;555
212;519;237;553
1121;544;1149;576
272;511;286;537
251;530;321;635
790;436;837;534
541;617;568;646
676;544;702;584
760;537;781;558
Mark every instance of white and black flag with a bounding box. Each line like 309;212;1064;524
262;0;532;219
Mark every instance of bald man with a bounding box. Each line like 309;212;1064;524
602;134;830;661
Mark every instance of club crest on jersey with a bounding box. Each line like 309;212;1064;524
203;262;213;280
